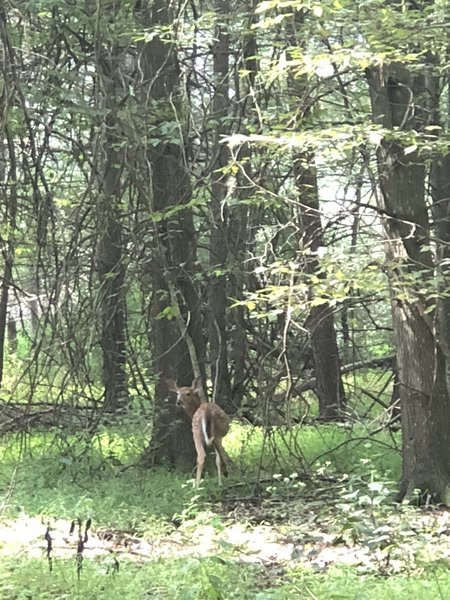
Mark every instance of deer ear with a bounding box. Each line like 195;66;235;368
191;377;203;393
166;378;178;392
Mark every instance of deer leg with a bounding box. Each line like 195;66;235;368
194;437;207;487
213;438;229;480
215;450;223;486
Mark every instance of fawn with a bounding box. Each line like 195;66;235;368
167;377;230;486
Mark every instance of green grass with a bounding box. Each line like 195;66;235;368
258;565;450;599
0;555;266;599
2;544;450;599
0;441;192;534
228;421;401;480
1;423;446;600
0;423;401;529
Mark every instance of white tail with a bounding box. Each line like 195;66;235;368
201;414;214;446
167;377;230;486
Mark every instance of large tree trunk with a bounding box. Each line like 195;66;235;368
0;17;17;386
227;1;259;409
208;0;233;412
95;142;127;411
367;62;450;502
138;0;204;470
94;38;128;412
287;11;346;420
294;156;346;420
429;72;450;398
227;142;251;409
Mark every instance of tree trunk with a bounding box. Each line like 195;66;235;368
94;36;128;412
367;62;450;502
294;156;346;420
0;18;17;385
95;152;128;411
138;0;203;470
429;72;450;397
208;0;233;412
227;1;259;409
227;142;251;409
285;12;346;420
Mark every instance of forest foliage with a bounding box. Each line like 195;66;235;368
1;0;450;595
1;0;449;482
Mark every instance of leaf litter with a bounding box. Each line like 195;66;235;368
1;481;450;580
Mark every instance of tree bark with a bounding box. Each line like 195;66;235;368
0;16;17;386
367;62;450;502
227;1;259;409
294;156;346;420
429;70;450;397
285;11;346;420
208;0;233;412
94;32;128;412
138;0;204;469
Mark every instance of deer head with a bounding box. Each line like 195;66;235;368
166;377;203;417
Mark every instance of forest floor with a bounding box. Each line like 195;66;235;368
2;479;450;599
2;491;450;571
1;426;450;598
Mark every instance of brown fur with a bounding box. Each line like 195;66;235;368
167;377;230;486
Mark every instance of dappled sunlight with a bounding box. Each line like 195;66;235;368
1;435;450;599
2;491;450;578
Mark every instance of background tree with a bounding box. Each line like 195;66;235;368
287;11;346;420
0;8;17;386
208;0;233;413
136;0;204;469
1;0;449;499
365;3;450;500
94;6;129;411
